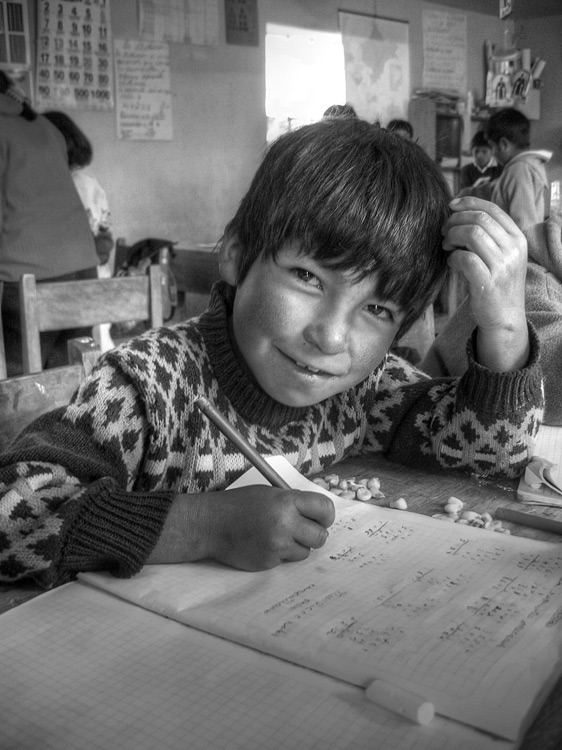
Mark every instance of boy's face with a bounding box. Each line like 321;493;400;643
473;145;492;169
222;243;406;408
490;137;514;166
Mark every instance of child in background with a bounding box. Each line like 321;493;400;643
0;120;542;588
43;110;114;351
459;130;502;191
386;119;413;139
486;107;552;231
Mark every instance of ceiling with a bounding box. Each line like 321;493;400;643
412;0;562;19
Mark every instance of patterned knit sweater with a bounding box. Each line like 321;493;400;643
0;282;543;587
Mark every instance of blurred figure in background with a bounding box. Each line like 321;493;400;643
386;119;413;139
322;103;358;120
0;72;99;375
43;111;114;351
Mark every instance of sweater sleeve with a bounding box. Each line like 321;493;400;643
0;362;175;587
364;323;543;478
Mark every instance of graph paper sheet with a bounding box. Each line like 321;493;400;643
518;425;562;505
81;457;562;743
0;582;511;750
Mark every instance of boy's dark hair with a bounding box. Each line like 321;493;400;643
322;103;358;120
42;110;93;168
485;107;530;149
386;119;413;138
225;119;451;336
470;130;490;149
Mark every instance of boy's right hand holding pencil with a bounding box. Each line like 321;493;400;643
148;485;335;571
443;197;530;373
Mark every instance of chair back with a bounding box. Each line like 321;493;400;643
0;282;6;379
0;365;85;452
19;265;163;374
169;248;221;296
396;305;436;364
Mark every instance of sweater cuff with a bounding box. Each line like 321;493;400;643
459;321;543;420
54;477;175;586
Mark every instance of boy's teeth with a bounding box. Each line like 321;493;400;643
297;362;320;373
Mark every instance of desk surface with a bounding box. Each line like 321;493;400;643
2;455;562;749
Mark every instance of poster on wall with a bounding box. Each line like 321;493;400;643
338;11;409;126
35;0;114;110
139;0;219;46
422;9;466;94
114;39;172;141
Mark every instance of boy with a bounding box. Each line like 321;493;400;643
0;120;542;588
459;130;502;191
486;107;552;231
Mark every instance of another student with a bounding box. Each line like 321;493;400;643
386;119;413;139
459;130;502;191
322;103;358;120
0;72;99;375
486;107;552;231
422;211;562;425
0;120;542;588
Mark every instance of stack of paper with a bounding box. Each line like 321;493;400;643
517;426;562;505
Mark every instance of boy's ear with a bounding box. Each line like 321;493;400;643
219;234;242;286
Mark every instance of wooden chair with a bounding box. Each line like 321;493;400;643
19;265;163;374
169;248;221;318
0;364;86;452
395;305;436;364
0;281;6;379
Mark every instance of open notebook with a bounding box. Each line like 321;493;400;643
80;456;562;745
517;425;562;505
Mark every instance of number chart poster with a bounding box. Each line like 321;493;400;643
36;0;114;110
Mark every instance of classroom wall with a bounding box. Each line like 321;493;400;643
27;1;561;247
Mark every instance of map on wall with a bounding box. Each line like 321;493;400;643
338;11;409;126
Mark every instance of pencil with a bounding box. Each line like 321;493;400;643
195;397;292;490
495;507;562;536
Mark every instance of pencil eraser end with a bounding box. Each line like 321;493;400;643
365;679;435;725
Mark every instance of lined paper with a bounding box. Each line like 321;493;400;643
0;582;511;750
81;457;562;742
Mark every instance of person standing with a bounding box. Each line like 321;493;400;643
0;72;99;375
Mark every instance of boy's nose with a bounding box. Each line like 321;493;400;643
303;313;348;354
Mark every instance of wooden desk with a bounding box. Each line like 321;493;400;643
1;456;561;749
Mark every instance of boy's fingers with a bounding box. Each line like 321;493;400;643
295;492;336;529
445;197;523;238
447;248;491;292
293;517;330;550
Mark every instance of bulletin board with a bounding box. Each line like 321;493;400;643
35;0;114;110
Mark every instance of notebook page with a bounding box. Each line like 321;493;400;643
0;582;511;750
81;458;562;741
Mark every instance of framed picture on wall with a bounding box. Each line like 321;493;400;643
225;0;258;47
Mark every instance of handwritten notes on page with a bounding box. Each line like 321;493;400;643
81;457;562;743
114;39;172;140
0;582;512;750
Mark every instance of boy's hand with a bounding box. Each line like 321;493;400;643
442;197;529;372
148;486;336;571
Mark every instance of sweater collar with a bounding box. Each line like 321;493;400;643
198;281;310;430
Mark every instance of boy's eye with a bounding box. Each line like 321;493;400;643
292;267;321;287
366;303;393;321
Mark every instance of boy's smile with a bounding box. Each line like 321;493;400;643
223;244;405;408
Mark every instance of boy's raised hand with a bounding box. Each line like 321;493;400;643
442;197;529;372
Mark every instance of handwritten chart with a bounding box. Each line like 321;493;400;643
114;39;172;141
35;0;114;110
82;458;562;743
